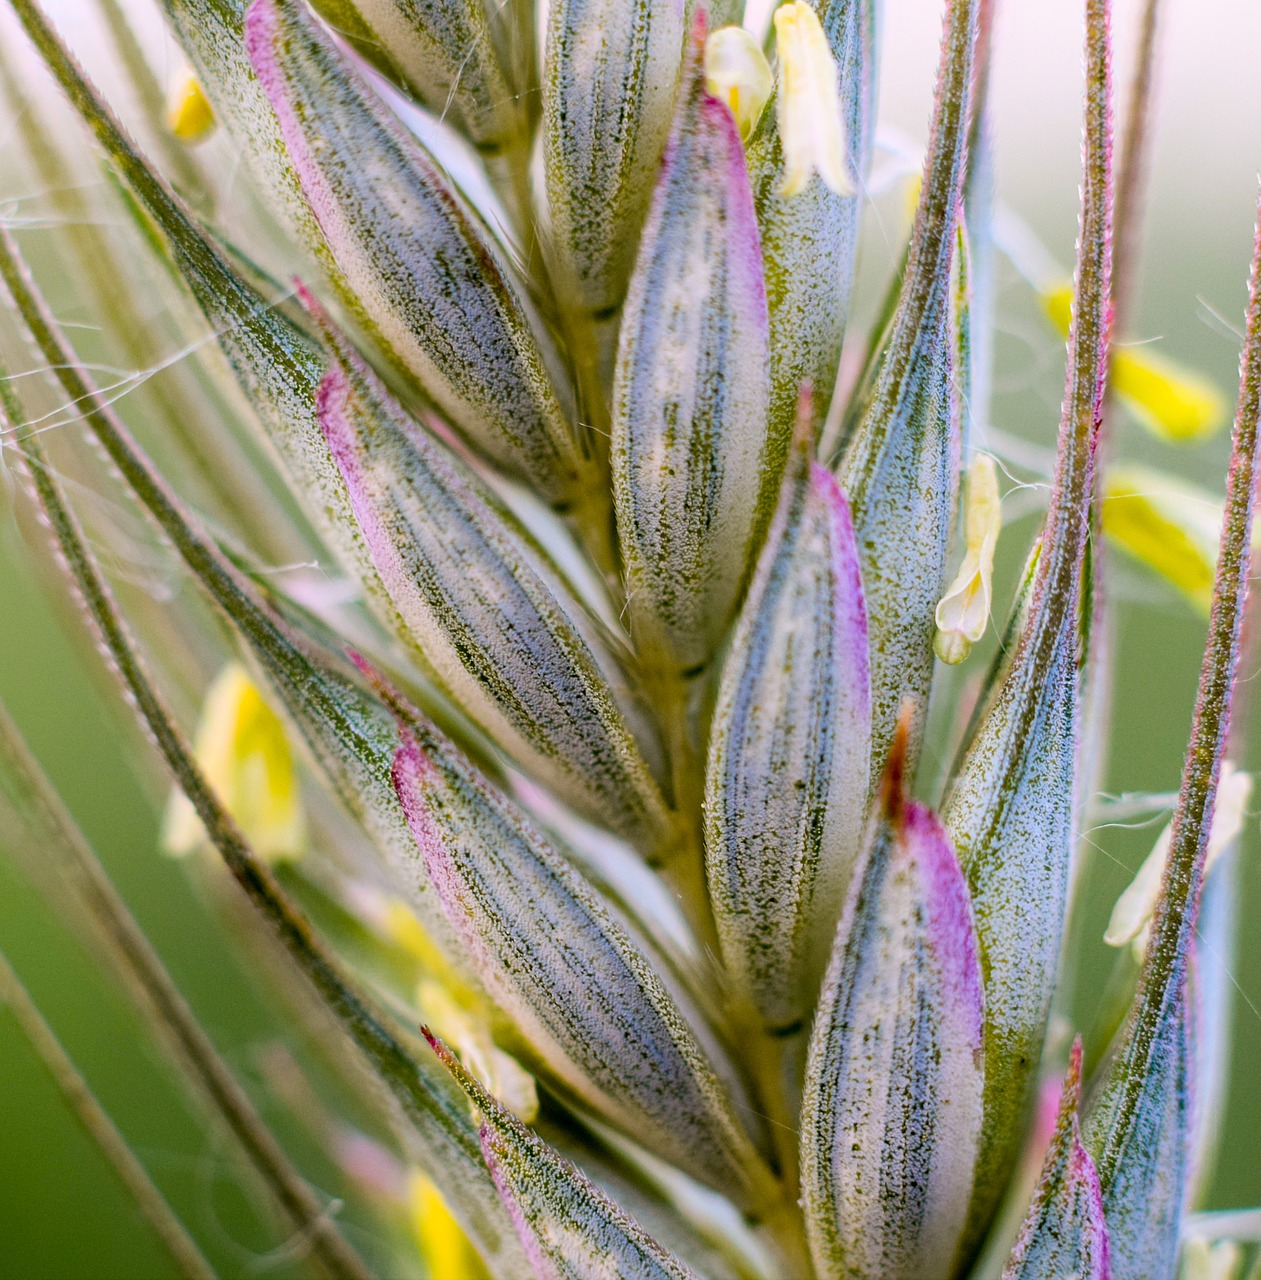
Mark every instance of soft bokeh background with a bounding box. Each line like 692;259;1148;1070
1;0;1260;1275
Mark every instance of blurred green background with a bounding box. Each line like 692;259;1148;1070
2;1;1260;1277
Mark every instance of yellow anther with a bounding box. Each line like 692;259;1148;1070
343;888;479;1008
934;453;1001;665
1110;348;1227;442
1105;763;1251;954
1042;282;1074;336
705;26;774;141
383;899;449;973
1042;282;1226;442
165;66;216;144
1181;1238;1244;1280
163;663;304;861
1101;467;1223;615
773;2;853;198
903;172;924;228
419;981;539;1123
406;1172;488;1280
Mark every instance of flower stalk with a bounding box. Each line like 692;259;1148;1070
1083;190;1261;1279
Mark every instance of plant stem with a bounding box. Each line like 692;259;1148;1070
647;667;719;950
758;1193;815;1280
1111;0;1164;331
746;1025;802;1197
1094;193;1261;1193
0;40;296;569
0;219;490;1247
0;700;375;1280
0;946;217;1280
873;0;980;409
566;476;623;597
94;0;210;207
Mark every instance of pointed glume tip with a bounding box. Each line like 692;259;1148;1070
880;703;915;828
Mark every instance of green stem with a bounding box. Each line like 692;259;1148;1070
874;0;980;406
567;305;616;443
645;667;717;942
95;0;211;207
0;700;375;1280
978;0;1112;755
1094;198;1261;1193
0;946;217;1280
484;140;542;280
1032;0;1113;637
0;217;475;1222
483;135;622;590
0;41;294;568
565;476;623;598
1072;0;1164;960
745;1024;802;1198
1110;0;1164;332
758;1194;815;1280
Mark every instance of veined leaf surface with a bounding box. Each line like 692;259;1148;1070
942;0;1112;1244
1084;182;1261;1280
612;34;772;675
9;0;424;635
161;0;310;219
830;0;978;759
307;290;669;846
748;0;877;461
1082;997;1191;1280
705;430;870;1031
543;0;687;321
801;736;984;1280
306;0;524;152
1002;1043;1111;1280
0;218;532;1273
1190;842;1240;1194
245;0;589;508
427;1032;701;1280
390;710;775;1208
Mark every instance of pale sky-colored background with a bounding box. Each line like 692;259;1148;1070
27;0;1261;286
876;0;1261;332
35;0;1261;211
883;0;1261;198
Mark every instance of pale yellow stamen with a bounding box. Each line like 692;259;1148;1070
934;454;1001;665
419;980;539;1123
165;66;216;144
382;898;449;974
368;897;534;1119
1042;283;1074;336
1105;763;1251;954
1101;467;1224;616
773;2;853;198
370;895;481;1007
903;172;924;227
1043;283;1226;442
705;26;774;141
163;663;305;861
406;1172;488;1280
1181;1238;1245;1280
1111;349;1227;442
